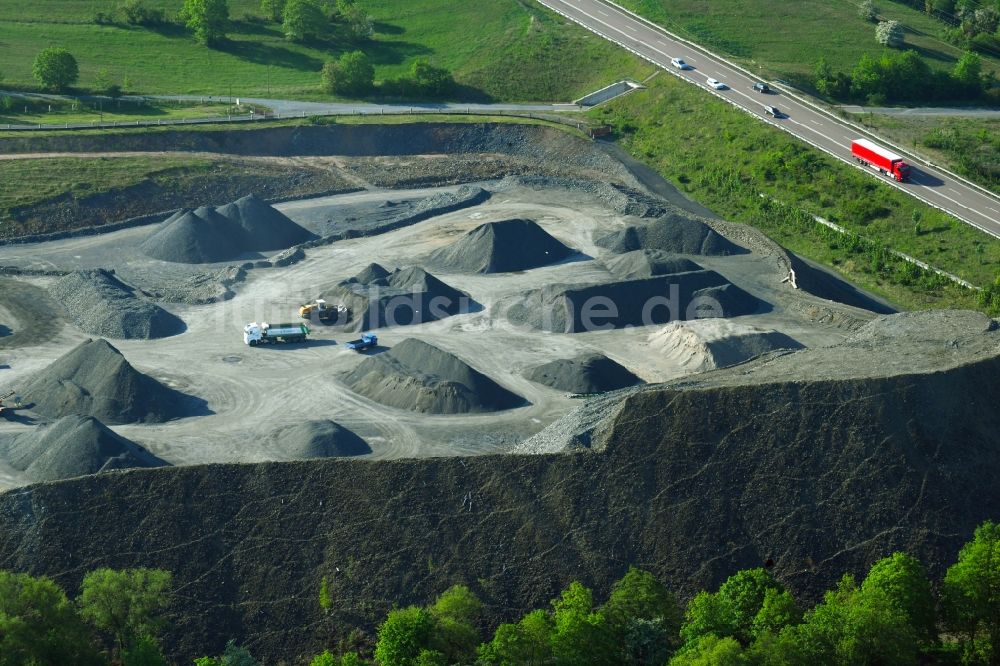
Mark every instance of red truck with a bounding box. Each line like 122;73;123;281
851;139;910;182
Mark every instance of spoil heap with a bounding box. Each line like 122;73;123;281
325;264;471;330
596;214;746;256
141;195;315;263
50;269;185;339
648;320;804;372
21;339;194;424
272;420;371;458
497;272;760;333
428;219;575;273
343;338;524;414
526;353;642;394
602;250;702;280
1;415;166;482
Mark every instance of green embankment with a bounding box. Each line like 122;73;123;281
595;75;998;310
0;0;654;101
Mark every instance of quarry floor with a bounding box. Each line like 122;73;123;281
0;179;870;490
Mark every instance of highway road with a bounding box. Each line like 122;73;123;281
537;0;1000;238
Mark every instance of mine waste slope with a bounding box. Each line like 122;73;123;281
50;269;185;340
342;338;523;414
141;194;315;264
323;264;470;330
0;415;165;482
428;218;576;273
602;250;702;280
20;338;196;424
1;311;998;663
526;352;643;394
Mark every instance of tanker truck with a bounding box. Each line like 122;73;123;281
243;321;309;346
851;139;910;182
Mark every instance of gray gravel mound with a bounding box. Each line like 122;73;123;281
596;214;747;256
1;414;166;482
22;338;195;424
326;266;472;330
271;420;371;459
526;353;643;394
50;269;185;340
602;250;703;280
343;338;524;414
141;195;315;264
497;272;760;333
428;219;575;273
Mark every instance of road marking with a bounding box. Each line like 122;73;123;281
597;8;608;15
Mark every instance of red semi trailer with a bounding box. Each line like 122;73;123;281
851;139;910;182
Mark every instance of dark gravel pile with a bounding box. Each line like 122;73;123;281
141;195;315;264
1;414;166;482
526;353;643;394
343;338;524;414
497;272;761;333
596;213;747;256
326;265;472;330
21;339;195;424
428;218;575;273
50;269;185;340
602;250;703;280
271;420;371;459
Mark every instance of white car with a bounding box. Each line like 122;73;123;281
706;78;726;90
670;57;691;70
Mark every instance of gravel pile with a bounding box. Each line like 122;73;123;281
428;219;575;274
648;320;804;372
526;353;643;394
271;420;371;459
497;272;760;333
22;339;193;424
343;338;524;414
1;414;166;482
50;269;185;340
145;265;249;305
325;265;472;330
602;250;702;280
596;214;747;256
141;195;315;264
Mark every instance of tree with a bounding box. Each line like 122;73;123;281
121;634;168;666
749;588;801;641
668;634;748;666
408;60;455;97
32;47;79;91
860;553;936;645
859;0;879;22
282;0;327;42
309;650;337;666
876;20;905;47
0;571;103;666
942;522;1000;663
322;51;375;96
77;568;172;657
716;569;784;645
604;567;683;663
428;585;482;664
180;0;229;45
260;0;285;22
478;609;553;665
952;51;986;97
851;52;886;102
340;3;373;40
374;606;435;666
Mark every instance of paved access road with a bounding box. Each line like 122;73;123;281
537;0;1000;238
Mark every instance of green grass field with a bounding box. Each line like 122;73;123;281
613;0;1000;87
0;0;654;101
595;74;998;310
0;97;248;126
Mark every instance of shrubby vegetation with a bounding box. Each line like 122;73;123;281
32;48;79;91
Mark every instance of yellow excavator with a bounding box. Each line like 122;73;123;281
298;299;348;323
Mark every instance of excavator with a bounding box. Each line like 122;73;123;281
298;299;348;324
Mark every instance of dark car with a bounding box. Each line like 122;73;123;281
753;82;771;93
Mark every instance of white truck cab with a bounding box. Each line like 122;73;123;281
244;322;264;346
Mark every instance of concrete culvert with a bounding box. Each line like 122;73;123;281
526;353;643;394
596;213;747;256
602;250;703;280
343;338;525;414
271;420;372;459
428;218;576;273
141;195;315;264
648;319;804;372
21;338;199;424
50;269;185;340
0;414;167;482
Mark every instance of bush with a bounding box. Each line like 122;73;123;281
859;0;879;22
321;51;374;96
180;0;229;45
876;20;905;47
119;0;166;26
282;0;327;41
32;47;79;91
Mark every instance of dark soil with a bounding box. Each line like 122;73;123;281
428;218;576;274
526;353;643;394
596;213;747;256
